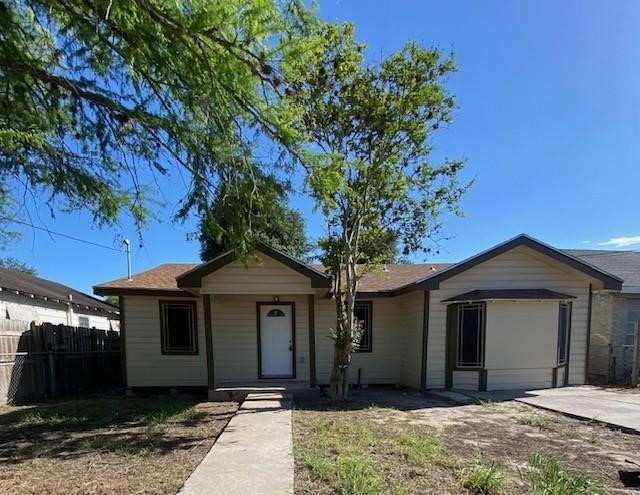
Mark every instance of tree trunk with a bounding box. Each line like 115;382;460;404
329;213;361;404
330;339;351;403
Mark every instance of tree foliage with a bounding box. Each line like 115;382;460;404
197;169;310;261
0;256;37;275
286;24;470;402
0;0;315;246
104;295;119;307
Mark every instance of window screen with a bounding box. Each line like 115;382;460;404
456;303;484;368
353;302;372;352
78;316;90;328
160;301;197;354
557;302;571;365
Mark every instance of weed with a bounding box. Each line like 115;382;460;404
527;451;603;495
297;448;334;479
81;434;110;450
19;411;87;429
394;431;444;466
474;399;500;410
459;454;507;494
336;454;383;495
518;413;555;430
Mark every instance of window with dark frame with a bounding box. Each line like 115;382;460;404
557;302;571;365
160;301;198;355
456;303;484;368
353;302;372;352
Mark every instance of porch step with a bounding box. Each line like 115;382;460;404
209;380;309;401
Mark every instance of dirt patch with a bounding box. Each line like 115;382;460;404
0;395;238;494
293;389;640;494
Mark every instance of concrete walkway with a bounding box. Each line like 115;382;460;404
517;386;640;434
179;392;293;495
439;386;640;434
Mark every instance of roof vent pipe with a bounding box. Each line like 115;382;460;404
123;239;132;280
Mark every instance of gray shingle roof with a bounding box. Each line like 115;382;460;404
564;249;640;293
0;267;118;313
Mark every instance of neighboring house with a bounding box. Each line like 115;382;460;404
564;249;640;384
0;267;119;330
94;235;622;396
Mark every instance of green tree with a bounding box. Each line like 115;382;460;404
104;295;119;307
286;24;470;402
0;0;316;246
0;257;36;275
197;170;310;261
357;228;399;264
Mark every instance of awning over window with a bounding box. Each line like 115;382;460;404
442;289;575;303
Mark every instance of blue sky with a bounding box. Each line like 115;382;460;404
4;0;640;295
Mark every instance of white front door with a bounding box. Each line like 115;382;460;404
260;304;294;377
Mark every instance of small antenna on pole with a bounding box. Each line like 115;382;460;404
123;239;132;280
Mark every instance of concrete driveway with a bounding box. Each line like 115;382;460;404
466;386;640;434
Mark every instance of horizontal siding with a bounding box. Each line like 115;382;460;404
72;312;115;330
315;297;407;385
0;293;116;330
488;368;552;390
124;296;207;387
201;255;313;294
427;246;593;389
212;295;309;384
452;370;478;390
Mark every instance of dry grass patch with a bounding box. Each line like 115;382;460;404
0;395;238;494
294;390;640;494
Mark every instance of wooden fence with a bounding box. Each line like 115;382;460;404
0;320;121;405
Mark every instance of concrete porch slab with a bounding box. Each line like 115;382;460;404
209;380;310;401
179;392;294;495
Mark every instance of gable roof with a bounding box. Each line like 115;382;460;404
176;243;331;289
397;234;623;293
564;249;640;293
93;235;624;297
94;261;452;295
1;267;118;314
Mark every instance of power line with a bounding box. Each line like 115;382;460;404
0;217;123;252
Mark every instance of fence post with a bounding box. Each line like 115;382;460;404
632;320;640;388
44;324;57;400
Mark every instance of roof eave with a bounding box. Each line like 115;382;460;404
93;287;194;298
411;234;624;292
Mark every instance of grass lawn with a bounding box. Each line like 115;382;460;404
0;394;238;494
294;390;640;495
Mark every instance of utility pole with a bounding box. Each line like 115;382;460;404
123;239;132;280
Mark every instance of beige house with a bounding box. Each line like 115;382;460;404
93;235;622;397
